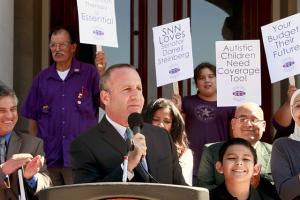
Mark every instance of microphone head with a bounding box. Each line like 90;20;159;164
128;112;143;130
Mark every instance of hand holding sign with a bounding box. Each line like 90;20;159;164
95;45;107;76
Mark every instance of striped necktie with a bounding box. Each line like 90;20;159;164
124;128;132;141
0;137;6;164
125;128;148;172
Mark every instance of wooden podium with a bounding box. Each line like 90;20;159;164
38;182;209;200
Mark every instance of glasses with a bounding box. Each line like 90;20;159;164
49;42;70;50
234;117;264;124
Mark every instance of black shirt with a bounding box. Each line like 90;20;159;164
209;182;273;200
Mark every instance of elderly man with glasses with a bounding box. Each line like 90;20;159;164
197;102;280;199
22;27;106;186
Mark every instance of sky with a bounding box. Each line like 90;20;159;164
102;0;228;93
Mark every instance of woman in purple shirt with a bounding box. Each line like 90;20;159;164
174;63;235;185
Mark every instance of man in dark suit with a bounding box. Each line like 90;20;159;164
70;64;186;185
0;85;51;200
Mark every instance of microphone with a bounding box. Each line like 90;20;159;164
128;112;143;135
127;113;159;183
127;112;143;151
122;112;143;182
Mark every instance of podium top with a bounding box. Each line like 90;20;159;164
38;182;209;200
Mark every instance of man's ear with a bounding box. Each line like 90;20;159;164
71;43;77;53
261;120;266;132
253;163;262;176
215;161;223;174
100;90;109;106
230;118;236;132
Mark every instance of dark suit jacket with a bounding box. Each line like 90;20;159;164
0;131;51;200
70;117;186;185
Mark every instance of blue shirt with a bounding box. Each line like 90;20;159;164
22;58;100;168
3;133;11;145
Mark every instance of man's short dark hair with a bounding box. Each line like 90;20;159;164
99;63;137;91
50;26;78;44
218;138;257;164
0;84;18;104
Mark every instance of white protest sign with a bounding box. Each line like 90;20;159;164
216;40;261;106
152;18;194;87
261;13;300;83
77;0;118;47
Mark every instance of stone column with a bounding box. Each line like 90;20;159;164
14;0;49;132
0;0;14;87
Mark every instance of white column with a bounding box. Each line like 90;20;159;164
0;0;13;87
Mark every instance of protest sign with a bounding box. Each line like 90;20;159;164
261;13;300;83
216;40;261;106
77;0;118;47
152;18;193;87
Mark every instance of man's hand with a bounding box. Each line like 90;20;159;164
95;51;107;76
1;153;33;175
127;133;147;172
23;155;44;179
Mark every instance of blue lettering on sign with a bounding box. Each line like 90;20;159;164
169;67;180;74
93;29;104;36
232;90;246;97
282;61;295;68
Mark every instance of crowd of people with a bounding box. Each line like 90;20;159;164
0;26;299;200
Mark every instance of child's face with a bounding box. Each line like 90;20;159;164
152;108;173;133
216;144;259;183
196;68;216;97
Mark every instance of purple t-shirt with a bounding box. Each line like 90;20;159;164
22;58;100;168
182;95;235;176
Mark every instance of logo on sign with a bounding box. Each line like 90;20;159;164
232;86;246;101
282;57;295;72
169;67;180;75
168;64;181;79
92;27;105;40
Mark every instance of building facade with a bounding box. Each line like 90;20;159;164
1;0;299;141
